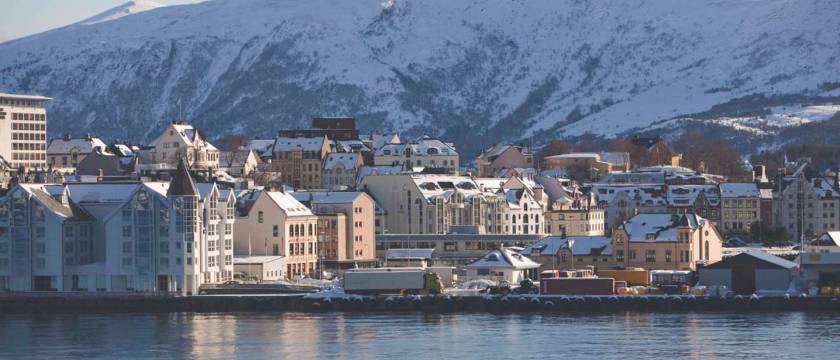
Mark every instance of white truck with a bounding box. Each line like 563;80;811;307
343;267;442;295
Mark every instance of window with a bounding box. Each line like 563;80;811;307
645;249;656;263
160;242;169;254
273;225;279;237
258;211;264;223
665;250;672;263
273;244;280;256
186;242;193;253
225;223;232;235
616;249;624;262
122;225;132;238
122;241;132;254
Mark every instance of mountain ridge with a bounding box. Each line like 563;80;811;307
1;0;839;157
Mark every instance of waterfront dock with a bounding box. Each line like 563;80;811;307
2;293;840;314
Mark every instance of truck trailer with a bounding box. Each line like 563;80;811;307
343;268;443;295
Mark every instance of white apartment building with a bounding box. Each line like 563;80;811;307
775;164;840;242
322;152;363;190
374;136;459;174
0;159;235;295
0;93;49;169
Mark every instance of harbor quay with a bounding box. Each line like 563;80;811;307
2;293;840;314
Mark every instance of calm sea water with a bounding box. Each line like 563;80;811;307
1;312;839;359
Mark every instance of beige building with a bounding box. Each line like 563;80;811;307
364;174;549;235
524;235;615;270
47;134;108;173
475;144;534;178
719;183;761;235
322;152;363;190
269;136;331;189
0;93;49;169
147;121;220;170
543;152;630;177
374;136;458;173
615;213;723;271
293;192;377;270
234;189;319;278
526;213;723;271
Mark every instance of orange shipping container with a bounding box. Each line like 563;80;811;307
596;269;650;286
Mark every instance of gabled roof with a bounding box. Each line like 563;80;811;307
323;152;361;170
47;137;108;155
375;136;457;157
719;183;759;198
524;236;612;257
621;213;705;242
167;158;198;196
813;232;840;247
291;191;366;205
707;250;798;270
466;248;541;270
271;136;328;153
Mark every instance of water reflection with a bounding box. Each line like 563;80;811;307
1;312;840;359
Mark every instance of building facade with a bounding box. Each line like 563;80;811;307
47;134;108;173
0;93;49;169
234;189;319;278
322;152;363;190
719;183;761;236
269;136;331;189
147;122;220;171
374;136;459;173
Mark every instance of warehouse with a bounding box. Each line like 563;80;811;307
698;250;797;295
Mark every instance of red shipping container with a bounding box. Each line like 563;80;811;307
540;278;615;295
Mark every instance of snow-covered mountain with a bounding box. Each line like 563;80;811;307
1;0;839;157
79;1;165;26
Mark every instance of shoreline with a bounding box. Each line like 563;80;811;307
2;293;840;314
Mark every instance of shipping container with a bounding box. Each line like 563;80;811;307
540;277;615;295
596;269;650;286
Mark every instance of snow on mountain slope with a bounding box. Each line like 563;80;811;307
0;0;838;157
80;1;166;25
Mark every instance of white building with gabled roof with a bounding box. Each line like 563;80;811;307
146;121;219;171
374;136;458;174
464;247;540;283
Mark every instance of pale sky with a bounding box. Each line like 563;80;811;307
0;0;203;43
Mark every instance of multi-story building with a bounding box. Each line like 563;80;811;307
475;144;534;178
591;184;668;229
146;121;220;171
667;185;720;225
775;163;840;242
234;188;319;278
544;196;606;237
47;134;108;173
523;235;614;270
614;213;722;270
719;183;761;235
292;191;377;271
374;136;459;174
321;152;363;190
269;135;331;189
0;159;234;295
362;174;547;235
542;152;631;177
0;93;49;169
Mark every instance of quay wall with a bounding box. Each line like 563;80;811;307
2;294;840;314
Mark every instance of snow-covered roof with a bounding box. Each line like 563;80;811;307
375;136;457;157
621;213;706;242
271;136;328;153
265;191;313;216
47;137;108;155
466;248;541;270
523;236;612;257
361;133;400;150
814;232;840;247
667;185;720;207
809;177;840;198
291;191;365;204
336;140;370;153
412;174;484;202
708;250;797;270
323;152;360;170
545;152;599;159
598;152;630;166
591;184;667;207
719;183;759;198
